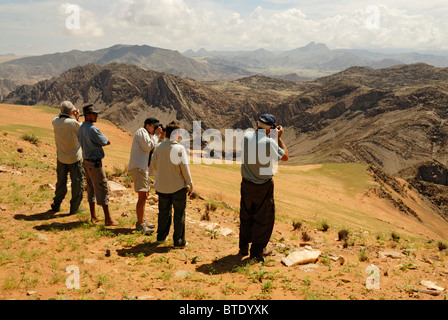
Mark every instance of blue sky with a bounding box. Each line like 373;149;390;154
1;0;447;56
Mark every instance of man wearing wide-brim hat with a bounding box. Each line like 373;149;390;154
78;104;117;226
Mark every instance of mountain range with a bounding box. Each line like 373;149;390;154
2;63;257;133
4;61;448;173
184;42;448;76
0;44;251;97
3;43;448;222
2;42;448;101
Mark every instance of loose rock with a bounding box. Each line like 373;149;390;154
281;248;321;267
379;251;406;259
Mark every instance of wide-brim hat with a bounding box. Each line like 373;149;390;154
81;104;102;116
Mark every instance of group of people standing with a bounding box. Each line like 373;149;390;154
127;118;193;248
51;101;288;261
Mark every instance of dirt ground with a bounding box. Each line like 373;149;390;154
0;104;447;301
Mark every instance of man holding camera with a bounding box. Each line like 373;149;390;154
78;104;117;226
128;118;163;235
149;121;193;248
239;114;289;261
51;101;84;215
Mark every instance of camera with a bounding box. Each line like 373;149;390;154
154;123;166;132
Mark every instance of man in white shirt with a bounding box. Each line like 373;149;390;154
128;118;163;235
149;121;193;248
51;101;84;215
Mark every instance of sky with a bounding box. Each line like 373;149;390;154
0;0;447;56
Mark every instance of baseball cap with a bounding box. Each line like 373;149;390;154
258;114;277;127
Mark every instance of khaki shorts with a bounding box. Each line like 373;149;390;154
130;168;150;193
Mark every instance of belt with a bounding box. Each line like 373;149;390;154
84;159;102;162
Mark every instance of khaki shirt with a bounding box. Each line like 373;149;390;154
149;139;193;194
52;115;82;164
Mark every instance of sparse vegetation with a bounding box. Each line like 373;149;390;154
292;220;302;230
301;231;311;242
20;133;40;145
205;199;218;212
438;241;448;251
201;211;210;221
1;104;448;301
391;231;401;242
201;199;219;221
338;229;350;241
206;229;220;239
319;220;330;232
359;247;369;262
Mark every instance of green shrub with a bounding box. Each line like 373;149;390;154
21;133;40;145
338;229;350;241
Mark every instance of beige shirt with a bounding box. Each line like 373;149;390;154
149;139;193;194
52;115;82;164
128;127;159;171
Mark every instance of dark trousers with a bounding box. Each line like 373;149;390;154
239;178;275;257
156;188;187;246
53;160;84;214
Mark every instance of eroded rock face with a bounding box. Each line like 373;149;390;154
417;161;448;186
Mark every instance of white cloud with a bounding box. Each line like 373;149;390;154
0;0;447;55
97;1;448;52
58;3;104;38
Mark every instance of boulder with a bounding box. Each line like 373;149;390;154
281;248;321;267
108;181;127;196
420;280;445;292
219;227;234;237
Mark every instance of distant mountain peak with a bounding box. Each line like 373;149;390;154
300;42;330;52
197;48;209;54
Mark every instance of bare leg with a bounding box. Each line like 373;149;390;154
103;205;118;226
89;202;99;224
136;191;148;225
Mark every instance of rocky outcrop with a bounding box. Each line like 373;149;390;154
3;63;257;133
